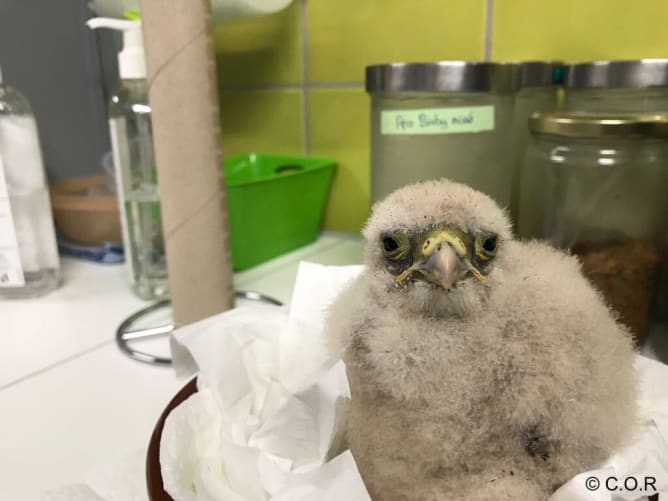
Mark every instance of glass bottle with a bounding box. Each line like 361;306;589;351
89;18;168;300
108;77;168;300
0;68;60;298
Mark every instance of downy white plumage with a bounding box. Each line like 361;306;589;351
326;179;638;501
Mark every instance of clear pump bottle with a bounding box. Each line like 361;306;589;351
88;18;168;300
0;67;60;298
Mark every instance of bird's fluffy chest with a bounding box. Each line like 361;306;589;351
342;302;521;474
345;303;503;410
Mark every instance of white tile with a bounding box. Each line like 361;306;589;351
0;235;359;388
0;343;182;501
240;238;365;304
0;259;150;388
233;233;343;288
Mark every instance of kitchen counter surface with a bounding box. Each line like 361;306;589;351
0;232;364;500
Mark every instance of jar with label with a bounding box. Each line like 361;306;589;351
510;61;562;236
0;68;60;298
521;113;668;343
563;59;668;113
366;62;516;208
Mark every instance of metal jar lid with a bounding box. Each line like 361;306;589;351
514;61;563;87
564;59;668;89
529;112;668;138
365;61;518;93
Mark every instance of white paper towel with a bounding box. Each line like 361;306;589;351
43;449;150;501
163;262;370;501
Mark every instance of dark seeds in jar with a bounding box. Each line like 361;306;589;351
573;240;661;344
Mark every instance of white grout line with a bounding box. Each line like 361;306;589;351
0;339;117;392
300;0;311;156
484;0;495;61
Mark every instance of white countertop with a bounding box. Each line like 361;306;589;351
0;233;364;501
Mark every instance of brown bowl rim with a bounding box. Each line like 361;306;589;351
49;174;117;211
146;376;199;501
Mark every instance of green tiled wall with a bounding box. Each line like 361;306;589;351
215;0;668;233
219;90;304;155
492;0;668;61
306;0;486;83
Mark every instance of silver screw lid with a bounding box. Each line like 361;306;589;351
365;61;518;94
564;59;668;89
514;61;563;88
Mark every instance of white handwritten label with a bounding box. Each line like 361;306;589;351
0;152;25;287
381;106;495;135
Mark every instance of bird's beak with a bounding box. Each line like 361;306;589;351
394;231;485;292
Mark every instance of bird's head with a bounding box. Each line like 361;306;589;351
363;179;513;316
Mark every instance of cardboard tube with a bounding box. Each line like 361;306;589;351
139;0;235;327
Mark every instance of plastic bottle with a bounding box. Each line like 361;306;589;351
87;18;168;300
0;66;60;298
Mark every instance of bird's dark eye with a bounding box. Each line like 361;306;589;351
383;237;399;252
483;235;497;253
475;233;498;261
381;233;408;260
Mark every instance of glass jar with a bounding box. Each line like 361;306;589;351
563;59;668;113
520;113;668;342
510;61;561;234
366;62;516;208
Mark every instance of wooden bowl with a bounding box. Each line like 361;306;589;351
49;174;122;245
146;377;198;501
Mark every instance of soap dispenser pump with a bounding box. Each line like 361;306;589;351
87;18;168;300
87;18;146;79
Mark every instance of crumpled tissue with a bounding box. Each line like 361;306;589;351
161;262;369;501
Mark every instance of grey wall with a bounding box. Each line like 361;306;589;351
0;0;119;181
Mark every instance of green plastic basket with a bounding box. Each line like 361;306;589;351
223;153;336;271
